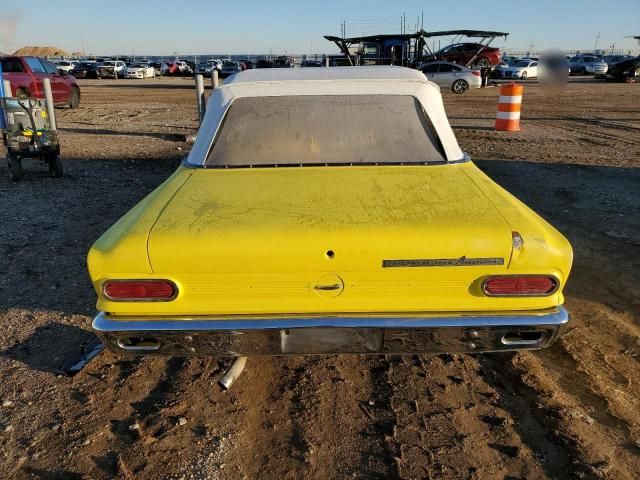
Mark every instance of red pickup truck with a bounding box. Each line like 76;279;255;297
1;56;80;108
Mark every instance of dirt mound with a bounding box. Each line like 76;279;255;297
12;45;68;57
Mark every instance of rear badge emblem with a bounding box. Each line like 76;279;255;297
383;256;504;268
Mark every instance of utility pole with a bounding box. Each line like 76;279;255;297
594;32;601;50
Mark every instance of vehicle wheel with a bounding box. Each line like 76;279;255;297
521;71;528;79
476;57;490;67
7;152;22;181
69;87;80;109
47;153;63;178
16;88;29;99
452;79;469;94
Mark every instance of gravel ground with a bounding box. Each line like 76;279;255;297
0;77;639;480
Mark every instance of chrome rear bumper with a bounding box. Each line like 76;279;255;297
92;307;569;356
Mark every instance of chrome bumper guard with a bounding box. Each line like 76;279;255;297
92;307;569;356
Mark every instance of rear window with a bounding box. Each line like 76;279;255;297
205;95;446;167
0;58;24;73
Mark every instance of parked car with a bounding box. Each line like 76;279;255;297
418;61;482;94
54;60;78;74
0;56;80;108
602;54;635;69
195;59;223;77
126;63;156;79
176;61;193;75
69;62;100;79
89;67;572;361
274;56;295;68
148;62;169;76
97;60;128;78
430;43;501;67
256;59;274;68
239;59;254;70
501;59;538;79
301;60;324;67
568;55;608;77
220;61;241;77
491;60;509;78
605;56;640;81
167;61;193;76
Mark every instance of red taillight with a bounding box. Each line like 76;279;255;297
471;70;481;77
103;280;177;301
483;276;558;296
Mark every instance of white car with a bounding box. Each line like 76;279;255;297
55;60;78;74
126;63;156;79
175;61;193;74
418;61;482;94
501;60;538;79
97;60;128;78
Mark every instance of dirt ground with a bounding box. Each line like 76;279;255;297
0;76;639;480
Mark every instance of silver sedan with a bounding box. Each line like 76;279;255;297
418;61;482;94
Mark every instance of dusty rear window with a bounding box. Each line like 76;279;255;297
204;95;446;167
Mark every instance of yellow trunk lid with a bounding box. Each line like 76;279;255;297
142;164;527;314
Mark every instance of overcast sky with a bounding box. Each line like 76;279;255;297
1;0;639;55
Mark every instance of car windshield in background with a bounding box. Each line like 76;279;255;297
205;95;446;167
515;61;530;67
582;57;600;63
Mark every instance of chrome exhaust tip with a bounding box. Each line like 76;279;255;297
116;336;161;352
501;330;546;346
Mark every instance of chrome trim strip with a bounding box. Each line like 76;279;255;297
93;307;569;356
93;308;568;332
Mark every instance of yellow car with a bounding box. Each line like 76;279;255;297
89;67;572;357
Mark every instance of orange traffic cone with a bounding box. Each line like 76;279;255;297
495;83;523;131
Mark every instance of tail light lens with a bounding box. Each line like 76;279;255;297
483;276;558;296
103;280;177;301
471;70;481;77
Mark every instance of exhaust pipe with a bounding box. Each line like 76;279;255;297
218;356;247;390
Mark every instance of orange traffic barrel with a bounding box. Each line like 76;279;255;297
495;83;523;131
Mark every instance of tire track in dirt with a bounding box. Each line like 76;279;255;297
224;355;399;480
385;353;551;480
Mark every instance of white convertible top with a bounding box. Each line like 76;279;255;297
187;67;464;164
225;66;428;83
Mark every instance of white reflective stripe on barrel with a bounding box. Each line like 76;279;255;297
498;95;522;104
496;111;521;120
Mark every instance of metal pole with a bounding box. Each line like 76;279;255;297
195;74;205;124
0;64;6;130
325;56;330;67
211;70;219;91
43;77;57;131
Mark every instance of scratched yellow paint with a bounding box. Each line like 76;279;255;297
88;162;572;317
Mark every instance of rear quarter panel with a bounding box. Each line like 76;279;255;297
461;162;573;304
